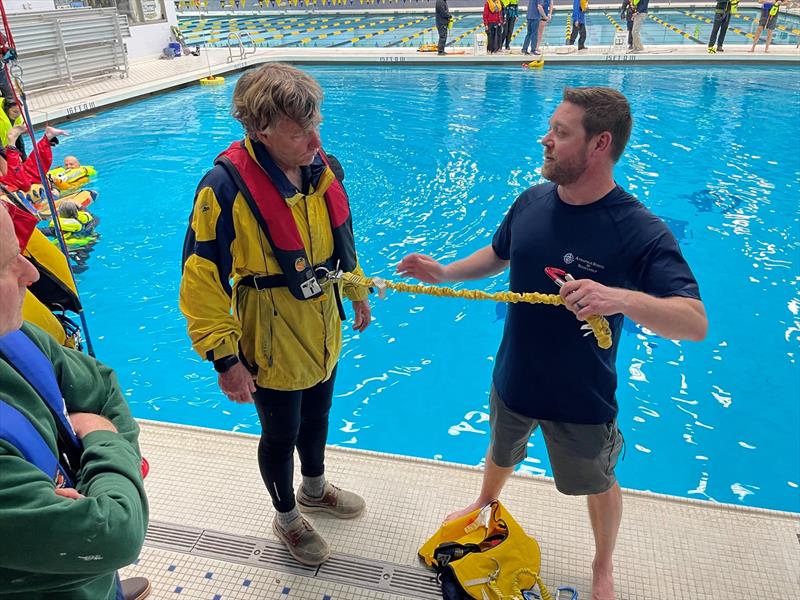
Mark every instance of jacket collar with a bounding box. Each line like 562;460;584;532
245;137;328;206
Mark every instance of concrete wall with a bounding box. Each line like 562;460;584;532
6;0;57;12
124;1;179;60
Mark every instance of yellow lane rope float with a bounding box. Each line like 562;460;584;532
338;270;613;350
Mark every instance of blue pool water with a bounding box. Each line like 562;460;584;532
54;65;799;512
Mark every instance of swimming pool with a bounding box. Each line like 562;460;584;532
55;65;799;513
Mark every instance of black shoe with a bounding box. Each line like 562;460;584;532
578;46;588;51
716;47;724;53
437;51;446;55
121;577;151;600
522;50;531;55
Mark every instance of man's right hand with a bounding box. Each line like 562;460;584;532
396;253;448;284
219;361;256;404
68;413;118;438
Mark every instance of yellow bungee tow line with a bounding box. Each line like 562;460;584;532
332;267;613;350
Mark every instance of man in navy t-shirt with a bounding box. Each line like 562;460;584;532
398;87;707;600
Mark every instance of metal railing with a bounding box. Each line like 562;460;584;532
9;8;129;91
226;30;257;61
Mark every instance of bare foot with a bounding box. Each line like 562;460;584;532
443;499;489;523
7;124;26;145
592;561;615;600
45;126;68;140
748;47;755;53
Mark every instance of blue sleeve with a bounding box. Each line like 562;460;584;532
492;200;517;261
632;222;701;300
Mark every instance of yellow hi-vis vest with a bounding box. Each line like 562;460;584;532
418;501;550;600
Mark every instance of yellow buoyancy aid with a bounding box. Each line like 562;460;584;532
487;0;502;13
418;501;549;600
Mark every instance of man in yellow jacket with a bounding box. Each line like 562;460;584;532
180;64;371;567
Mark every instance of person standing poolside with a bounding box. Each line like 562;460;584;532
501;0;520;52
707;0;738;53
534;0;554;53
521;0;543;55
397;87;707;600
570;0;589;50
484;0;505;54
630;0;649;52
180;63;372;567
750;0;784;52
620;0;635;49
435;0;452;55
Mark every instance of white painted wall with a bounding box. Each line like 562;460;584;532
121;2;179;61
6;0;57;12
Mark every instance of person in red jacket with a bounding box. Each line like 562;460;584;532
483;0;504;54
0;125;65;193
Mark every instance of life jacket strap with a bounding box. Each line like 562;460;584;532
237;259;346;320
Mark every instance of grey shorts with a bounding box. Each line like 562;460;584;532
489;386;624;496
759;15;778;30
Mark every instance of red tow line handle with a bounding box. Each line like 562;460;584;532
544;266;575;289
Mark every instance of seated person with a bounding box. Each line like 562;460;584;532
0;97;26;161
0;200;150;600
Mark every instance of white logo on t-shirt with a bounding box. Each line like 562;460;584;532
563;253;575;264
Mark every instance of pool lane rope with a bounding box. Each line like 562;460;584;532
339;271;613;350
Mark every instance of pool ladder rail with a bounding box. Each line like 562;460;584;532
227;31;257;63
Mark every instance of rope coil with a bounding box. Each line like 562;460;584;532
340;272;613;350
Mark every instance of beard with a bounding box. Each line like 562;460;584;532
541;151;589;185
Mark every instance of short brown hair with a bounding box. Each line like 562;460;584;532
232;63;323;136
562;87;632;162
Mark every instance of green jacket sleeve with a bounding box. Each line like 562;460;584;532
23;323;142;455
0;430;147;575
0;325;148;578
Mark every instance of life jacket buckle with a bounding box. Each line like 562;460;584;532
316;260;342;282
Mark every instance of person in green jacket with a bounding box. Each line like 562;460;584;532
0;201;150;600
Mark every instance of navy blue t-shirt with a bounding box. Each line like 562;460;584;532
491;183;700;424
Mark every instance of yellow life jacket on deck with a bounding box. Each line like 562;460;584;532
21;227;83;349
487;0;502;13
418;501;549;600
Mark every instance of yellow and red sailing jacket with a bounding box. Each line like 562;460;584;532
180;137;368;391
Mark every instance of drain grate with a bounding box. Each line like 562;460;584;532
144;520;441;599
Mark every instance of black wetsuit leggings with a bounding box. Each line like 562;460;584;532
708;13;730;48
253;367;336;513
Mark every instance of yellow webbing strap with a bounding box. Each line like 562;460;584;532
485;567;553;599
340;272;613;349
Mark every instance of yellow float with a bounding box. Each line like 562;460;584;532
522;58;545;69
34;189;97;218
200;76;225;85
47;165;97;191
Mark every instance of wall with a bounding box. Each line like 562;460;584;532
6;0;57;12
123;1;178;60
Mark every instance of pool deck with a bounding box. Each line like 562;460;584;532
121;420;799;599
27;43;800;126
